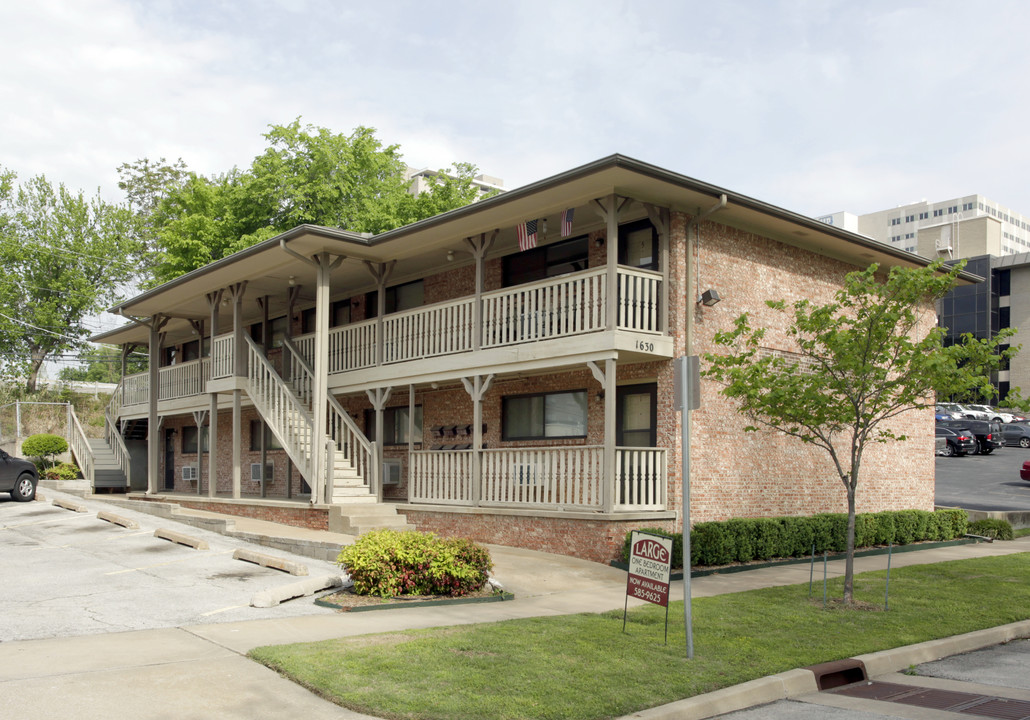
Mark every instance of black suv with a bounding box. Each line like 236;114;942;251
0;450;38;501
937;419;1003;455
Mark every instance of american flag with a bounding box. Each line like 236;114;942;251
561;208;575;237
516;219;538;251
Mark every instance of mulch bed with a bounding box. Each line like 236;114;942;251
318;584;512;612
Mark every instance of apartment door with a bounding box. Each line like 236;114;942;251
616;383;657;447
615;383;658;506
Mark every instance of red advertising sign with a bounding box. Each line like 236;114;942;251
626;531;673;607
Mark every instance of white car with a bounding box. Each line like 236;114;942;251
938;402;979;420
966;404;1017;423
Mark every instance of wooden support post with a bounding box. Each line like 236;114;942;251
363;261;395;366
461;374;494;506
192;410;207;496
206;289;223;498
146;315;168;495
643;203;671;334
366;386;393;503
464;230;497;350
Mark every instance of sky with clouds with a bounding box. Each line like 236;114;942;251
4;0;1029;222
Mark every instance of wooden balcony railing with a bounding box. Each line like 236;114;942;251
409;446;666;512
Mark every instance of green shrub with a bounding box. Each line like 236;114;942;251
337;530;492;598
45;462;80;480
625;508;970;570
968;518;1014;541
21;433;68;470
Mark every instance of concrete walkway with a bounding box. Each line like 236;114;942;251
6;485;1030;719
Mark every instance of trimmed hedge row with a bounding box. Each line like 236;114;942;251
622;508;969;569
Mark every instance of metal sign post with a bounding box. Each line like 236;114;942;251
674;356;700;659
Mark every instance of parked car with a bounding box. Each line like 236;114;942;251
966;404;1019;424
938;402;982;420
1003;421;1030;448
1000;409;1028;422
936;419;1002;455
1021;460;1030;481
0;450;38;501
935;405;960;421
935;426;978;457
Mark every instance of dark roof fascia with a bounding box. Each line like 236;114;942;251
110;153;981;315
108;225;370;314
365;153;981;282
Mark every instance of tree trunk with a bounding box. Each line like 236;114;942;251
844;485;857;604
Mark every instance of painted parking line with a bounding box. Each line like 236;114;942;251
30;530;154;550
2;512;96;530
105;548;235;575
200;605;249;617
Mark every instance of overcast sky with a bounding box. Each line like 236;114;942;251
4;0;1029;221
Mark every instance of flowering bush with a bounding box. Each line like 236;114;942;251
337;529;492;598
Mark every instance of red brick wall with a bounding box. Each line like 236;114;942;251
684;215;936;520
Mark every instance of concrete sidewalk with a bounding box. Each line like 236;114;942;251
7;485;1030;719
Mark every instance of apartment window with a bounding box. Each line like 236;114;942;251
933;209;943;217
503;235;589;287
1000;306;1011;329
905;233;915;239
366;280;424;318
997;269;1011;296
948;206;958;214
250;315;288;348
301;300;352;334
904;215;915;223
249;421;284;451
979;203;984;211
364;406;423;445
182;426;209;454
162;347;177;366
890;217;901;226
919;211;929;220
502;390;588;440
181;339;200;362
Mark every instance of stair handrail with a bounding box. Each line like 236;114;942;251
283;337;376;493
103;378;132;488
67;405;95;487
244;335;315;483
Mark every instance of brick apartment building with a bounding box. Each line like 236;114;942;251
87;155;946;563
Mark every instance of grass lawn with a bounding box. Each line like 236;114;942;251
250;553;1030;720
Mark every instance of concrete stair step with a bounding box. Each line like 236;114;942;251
328;502;413;534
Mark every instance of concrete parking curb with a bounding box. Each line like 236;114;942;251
853;618;1030;676
233;548;308;576
623;669;817;719
154;528;210;550
52;497;88;513
96;510;140;530
251;574;345;608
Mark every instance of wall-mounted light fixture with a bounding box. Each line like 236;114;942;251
446;250;455;262
699;289;721;307
594;236;605;247
288;275;296;286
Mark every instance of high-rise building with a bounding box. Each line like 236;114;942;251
817;196;1030;260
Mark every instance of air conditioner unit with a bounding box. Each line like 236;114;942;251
512;462;539;485
181;465;198;482
250;462;273;482
382;458;402;486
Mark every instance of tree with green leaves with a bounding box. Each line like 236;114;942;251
703;261;1016;604
125;120;489;286
59;344;148;384
0;170;139;392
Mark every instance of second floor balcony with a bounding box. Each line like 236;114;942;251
119;265;667;410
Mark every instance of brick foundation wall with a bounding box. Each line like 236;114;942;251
400;509;675;564
156;497;330;531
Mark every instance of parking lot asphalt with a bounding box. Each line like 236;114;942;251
935;447;1030;511
0;490;344;641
